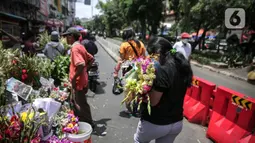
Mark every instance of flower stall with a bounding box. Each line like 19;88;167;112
0;37;92;142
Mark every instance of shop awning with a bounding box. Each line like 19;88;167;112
45;19;64;27
0;11;26;21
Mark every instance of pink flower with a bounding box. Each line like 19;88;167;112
12;60;17;65
143;85;152;94
21;74;28;80
31;136;41;143
22;69;27;74
64;83;68;87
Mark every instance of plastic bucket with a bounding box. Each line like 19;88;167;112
66;122;92;143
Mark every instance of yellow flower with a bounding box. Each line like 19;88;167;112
71;117;76;122
21;112;35;123
67;123;74;128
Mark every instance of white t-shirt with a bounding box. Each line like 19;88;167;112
173;41;191;60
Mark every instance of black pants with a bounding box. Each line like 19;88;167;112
73;88;93;126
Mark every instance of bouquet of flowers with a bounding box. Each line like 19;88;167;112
46;135;72;143
0;105;46;143
62;113;79;134
53;110;79;138
121;57;156;115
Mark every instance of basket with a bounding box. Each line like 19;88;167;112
66;122;92;142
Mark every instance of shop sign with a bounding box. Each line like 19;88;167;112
40;0;49;17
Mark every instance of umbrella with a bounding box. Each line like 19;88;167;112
75;25;84;31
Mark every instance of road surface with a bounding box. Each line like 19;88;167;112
107;38;255;98
88;42;212;143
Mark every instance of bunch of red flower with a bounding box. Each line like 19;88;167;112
21;69;28;81
0;115;22;140
0;115;41;143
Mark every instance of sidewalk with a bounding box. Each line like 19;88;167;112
99;37;248;82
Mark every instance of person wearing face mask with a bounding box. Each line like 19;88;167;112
173;32;192;61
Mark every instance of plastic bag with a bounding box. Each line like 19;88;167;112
112;77;123;95
6;78;33;101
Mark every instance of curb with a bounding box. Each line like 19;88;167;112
190;61;247;82
96;37;119;62
98;37;248;82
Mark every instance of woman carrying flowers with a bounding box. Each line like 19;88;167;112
134;36;193;143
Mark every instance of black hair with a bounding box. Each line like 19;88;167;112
122;28;141;48
22;31;34;41
147;36;193;87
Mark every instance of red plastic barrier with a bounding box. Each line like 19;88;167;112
207;86;255;143
183;76;216;125
238;134;255;143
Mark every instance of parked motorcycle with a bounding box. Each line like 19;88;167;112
88;61;100;92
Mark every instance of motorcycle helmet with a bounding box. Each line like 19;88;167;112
122;27;135;41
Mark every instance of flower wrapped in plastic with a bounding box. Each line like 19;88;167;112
121;57;156;115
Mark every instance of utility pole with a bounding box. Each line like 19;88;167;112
91;0;94;31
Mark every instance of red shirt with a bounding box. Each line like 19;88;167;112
69;42;94;90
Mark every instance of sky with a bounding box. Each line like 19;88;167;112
75;0;106;18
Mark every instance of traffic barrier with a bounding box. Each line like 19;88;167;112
238;134;255;143
183;76;216;126
206;86;255;143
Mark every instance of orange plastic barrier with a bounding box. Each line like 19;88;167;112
207;86;255;143
183;76;216;125
238;134;255;143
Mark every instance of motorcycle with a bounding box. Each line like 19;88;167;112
88;61;100;92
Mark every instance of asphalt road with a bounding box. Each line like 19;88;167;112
192;66;255;98
106;38;255;98
88;42;212;143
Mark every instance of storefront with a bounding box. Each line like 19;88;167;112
0;11;27;45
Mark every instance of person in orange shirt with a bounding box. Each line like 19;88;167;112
62;27;95;128
113;28;146;78
113;28;146;116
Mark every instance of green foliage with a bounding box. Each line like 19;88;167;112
191;54;213;65
39;31;51;50
75;17;82;25
95;0;165;36
51;56;70;83
0;41;53;89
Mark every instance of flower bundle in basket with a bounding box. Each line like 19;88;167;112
121;57;156;115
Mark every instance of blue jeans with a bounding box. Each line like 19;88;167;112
134;120;183;143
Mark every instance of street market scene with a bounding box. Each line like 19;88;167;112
0;0;255;143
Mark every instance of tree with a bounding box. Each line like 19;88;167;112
127;0;164;37
75;17;82;25
96;0;128;36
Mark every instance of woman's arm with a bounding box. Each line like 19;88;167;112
148;90;163;106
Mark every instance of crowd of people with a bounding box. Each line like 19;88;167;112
1;26;193;143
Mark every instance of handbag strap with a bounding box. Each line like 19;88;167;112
128;41;139;57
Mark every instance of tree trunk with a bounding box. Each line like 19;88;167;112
201;29;207;51
217;24;223;53
191;24;201;52
140;19;146;40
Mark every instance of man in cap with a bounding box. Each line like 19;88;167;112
62;27;95;128
43;31;65;61
173;32;192;61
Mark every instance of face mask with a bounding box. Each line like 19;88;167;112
182;39;189;44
